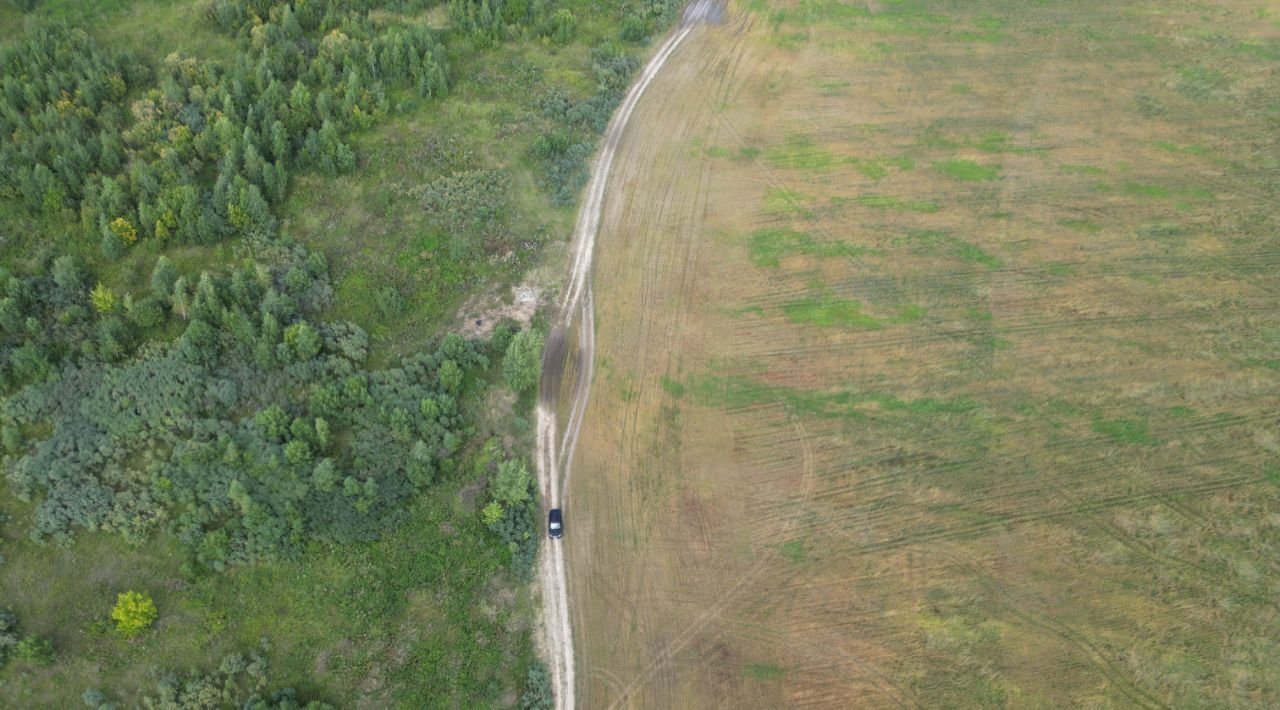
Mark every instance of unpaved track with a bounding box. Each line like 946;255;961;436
535;4;722;708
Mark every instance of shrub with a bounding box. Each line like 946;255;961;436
438;359;463;393
481;500;504;525
108;217;138;246
491;459;532;507
549;9;577;44
520;659;554;710
15;636;54;666
620;15;648;42
89;283;117;313
375;285;405;319
503;328;544;393
0;609;18;665
141;646;333;709
111;591;158;637
487;459;538;574
150;256;179;297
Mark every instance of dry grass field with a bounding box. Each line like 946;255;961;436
566;0;1280;707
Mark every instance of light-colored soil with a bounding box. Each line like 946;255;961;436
568;0;1280;707
534;8;722;707
456;283;543;339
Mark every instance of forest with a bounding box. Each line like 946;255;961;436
0;0;682;706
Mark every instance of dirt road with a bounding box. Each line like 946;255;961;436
534;4;722;708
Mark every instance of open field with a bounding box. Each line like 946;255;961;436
569;0;1280;707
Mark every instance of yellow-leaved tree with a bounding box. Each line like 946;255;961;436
111;591;157;637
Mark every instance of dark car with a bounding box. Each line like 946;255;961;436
548;508;563;539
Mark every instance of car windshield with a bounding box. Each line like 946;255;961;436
550;522;561;528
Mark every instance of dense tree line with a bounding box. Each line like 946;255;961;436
0;23;138;216
0;0;649;580
0;3;483;569
0;234;497;568
0;248;203;393
448;0;573;48
0;0;666;592
1;6;448;254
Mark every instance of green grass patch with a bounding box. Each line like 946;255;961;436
660;376;686;398
1058;218;1102;233
955;29;1007;43
1152;141;1209;155
918;130;961;150
1098;182;1211;200
813;79;851;96
894;303;927;323
856;194;940;213
779;540;806;562
770;1;952;35
743;663;787;681
849;155;914;180
746;228;874;268
1136;221;1187;240
691;374;979;421
1120;182;1171;198
1059;163;1105;175
763;187;817;219
1266;465;1280;485
782;296;883;329
975;132;1018;153
765;135;842;172
1175;64;1232;100
934;160;1001;181
1092;416;1160;446
727;305;766;318
896;231;1004;268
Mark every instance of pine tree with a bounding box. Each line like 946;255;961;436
150;256;178;298
171;276;191;319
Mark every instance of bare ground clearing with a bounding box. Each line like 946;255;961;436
569;1;1280;708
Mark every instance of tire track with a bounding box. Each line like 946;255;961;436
534;5;723;707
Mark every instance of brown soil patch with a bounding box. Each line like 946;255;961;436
568;1;1280;707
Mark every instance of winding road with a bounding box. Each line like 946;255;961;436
534;2;723;708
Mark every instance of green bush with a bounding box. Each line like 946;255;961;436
620;15;648;42
111;591;157;637
520;659;554;710
503;328;544;393
15;635;54;666
0;609;19;665
141;644;333;709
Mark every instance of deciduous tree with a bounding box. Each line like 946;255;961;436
111;591;157;637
